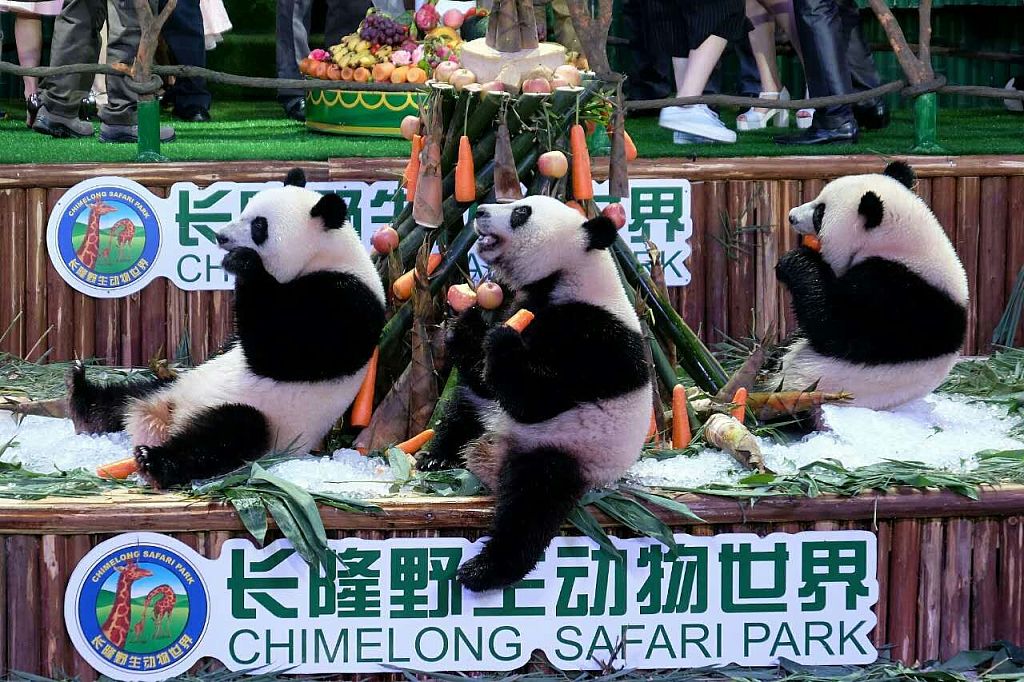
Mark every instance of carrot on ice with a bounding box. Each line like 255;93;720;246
671;384;692;449
350;347;379;428
731;387;748;424
397;428;435;455
455;135;476;202
569;124;593;200
505;309;535;332
392;252;443;301
97;457;139;480
802;234;822;252
404;134;423;202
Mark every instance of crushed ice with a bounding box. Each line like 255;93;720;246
1;392;1021;495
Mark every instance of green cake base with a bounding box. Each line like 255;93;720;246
305;88;423;137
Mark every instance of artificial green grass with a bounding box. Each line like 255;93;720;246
0;98;1021;165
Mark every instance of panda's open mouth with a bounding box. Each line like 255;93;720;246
478;234;499;248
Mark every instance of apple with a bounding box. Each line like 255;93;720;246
479;80;506;93
476;281;504;310
553;64;582;86
433;60;460;83
602;203;627;229
447;283;477;312
400;115;420;141
371;226;400;254
521;78;552;94
443;9;465;28
550;76;571;89
538;150;568;178
448;68;477;91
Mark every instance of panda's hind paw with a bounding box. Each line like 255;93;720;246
134;445;177;490
457;553;524;593
415;450;459;472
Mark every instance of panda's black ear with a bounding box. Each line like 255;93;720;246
858;191;884;230
583;215;618;251
882;161;915;189
311;192;348;230
284;168;307;187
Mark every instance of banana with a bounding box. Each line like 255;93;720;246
359;54;376;67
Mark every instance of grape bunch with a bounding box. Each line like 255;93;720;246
359;12;409;47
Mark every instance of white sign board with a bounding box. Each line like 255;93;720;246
46;177;693;299
65;531;878;680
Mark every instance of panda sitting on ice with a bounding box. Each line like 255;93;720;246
419;195;652;592
67;169;386;488
772;160;968;410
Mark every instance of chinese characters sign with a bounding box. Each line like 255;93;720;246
47;177;693;299
66;531;877;680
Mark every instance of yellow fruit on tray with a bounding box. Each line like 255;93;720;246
426;26;461;43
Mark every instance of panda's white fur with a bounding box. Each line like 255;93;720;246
124;183;385;455
775;163;968;410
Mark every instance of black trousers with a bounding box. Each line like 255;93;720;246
160;0;211;112
325;0;373;48
794;0;881;127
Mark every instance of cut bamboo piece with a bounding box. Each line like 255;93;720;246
704;413;766;473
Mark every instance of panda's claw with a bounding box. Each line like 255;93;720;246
134;445;171;490
457;553;521;593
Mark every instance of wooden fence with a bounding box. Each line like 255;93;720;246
0;488;1022;678
0;155;1022;366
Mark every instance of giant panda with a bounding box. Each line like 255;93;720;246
772;160;968;410
419;195;653;592
67;169;386;488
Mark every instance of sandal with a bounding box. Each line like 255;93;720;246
737;87;791;130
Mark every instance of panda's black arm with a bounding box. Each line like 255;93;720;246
234;271;385;382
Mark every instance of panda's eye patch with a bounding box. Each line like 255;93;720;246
250;217;269;245
510;205;532;230
812;203;826;233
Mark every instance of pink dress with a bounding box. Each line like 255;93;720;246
0;0;63;15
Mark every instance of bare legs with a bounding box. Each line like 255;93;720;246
13;14;43;99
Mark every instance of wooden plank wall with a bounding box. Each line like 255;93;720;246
0;158;1022;366
0;514;1021;677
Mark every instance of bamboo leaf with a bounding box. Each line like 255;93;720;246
626;487;705;523
262;495;320;568
567;503;621;560
593;493;678;553
387;446;413;484
227;493;268;545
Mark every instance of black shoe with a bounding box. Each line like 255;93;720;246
853;100;890;130
775;120;859;145
25;92;42;128
282;97;306;122
79;91;99;121
173;106;212;123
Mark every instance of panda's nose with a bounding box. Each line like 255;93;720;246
475;207;489;218
216;233;230;246
788;213;797;225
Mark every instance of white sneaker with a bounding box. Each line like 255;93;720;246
659;104;737;143
1005;77;1023;112
673;131;715;144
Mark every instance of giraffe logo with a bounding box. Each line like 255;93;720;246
65;534;209;680
48;177;162;298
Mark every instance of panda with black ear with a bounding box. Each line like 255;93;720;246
773;160;968;410
67;168;386;487
420;195;652;592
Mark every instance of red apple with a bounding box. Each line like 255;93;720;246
447;283;477;312
553;64;582;86
443;9;464;28
538;150;568;178
371;226;400;254
521;78;553;94
433;60;460;83
476;281;504;310
400;115;420;141
602;203;627;229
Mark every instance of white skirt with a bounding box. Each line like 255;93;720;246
0;0;63;16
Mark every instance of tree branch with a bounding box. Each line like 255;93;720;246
866;0;928;85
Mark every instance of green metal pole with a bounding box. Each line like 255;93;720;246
911;92;944;154
135;98;167;162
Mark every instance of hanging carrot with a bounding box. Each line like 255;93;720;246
455;135;476;202
624;130;638;161
97;457;139;479
392;252;443;301
671;384;692;449
731;387;749;423
570;124;593;200
405;134;422;202
350;347;379;428
397;428;435;454
505;309;535;332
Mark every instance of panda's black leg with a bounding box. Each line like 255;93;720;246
457;445;586;592
417;387;485;471
66;361;170;434
134;404;270;489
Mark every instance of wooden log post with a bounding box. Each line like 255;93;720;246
565;0;613;78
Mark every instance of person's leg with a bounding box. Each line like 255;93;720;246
276;0;309;118
324;0;370;47
676;35;728;97
746;0;781;93
839;0;888;128
36;0;102;136
159;0;212;120
14;14;43;98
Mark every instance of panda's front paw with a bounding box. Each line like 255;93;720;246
457;552;524;593
775;246;821;286
484;325;525;364
222;247;266;278
134;445;180;490
416;448;461;472
447;307;489;369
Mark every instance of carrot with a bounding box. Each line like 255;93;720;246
731;387;748;424
350;347;379;428
646;410;658;443
802;234;822;252
397;428;435;454
565;200;586;216
455;135;476;202
570;124;593;200
747;390;852;420
505;309;535;332
405;134;422;202
392;252;443;301
671;384;692;449
97;457;139;480
624;130;638;161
